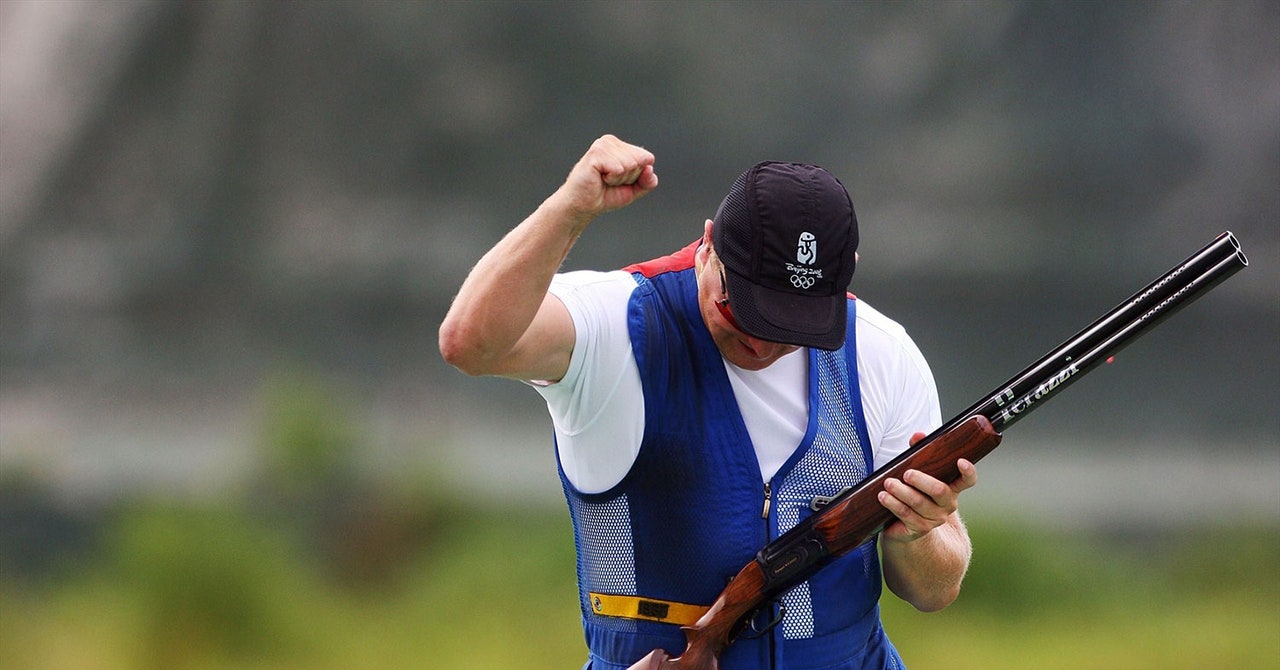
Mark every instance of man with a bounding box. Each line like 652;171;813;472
439;135;978;669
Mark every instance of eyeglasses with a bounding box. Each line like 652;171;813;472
715;266;743;331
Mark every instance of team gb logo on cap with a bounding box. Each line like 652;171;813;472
788;231;820;289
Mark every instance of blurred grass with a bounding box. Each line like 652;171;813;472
883;520;1280;669
0;500;586;670
1;501;1276;670
2;378;1276;668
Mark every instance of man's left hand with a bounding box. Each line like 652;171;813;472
877;432;978;543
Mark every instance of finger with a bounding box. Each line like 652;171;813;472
877;489;915;523
587;153;631;185
883;477;939;519
953;458;978;492
636;164;659;190
601;163;642;186
591;139;655;186
908;431;927;447
877;489;931;538
599;158;654;189
902;469;955;507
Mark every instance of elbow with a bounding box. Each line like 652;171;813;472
908;584;961;613
887;573;961;613
438;319;490;377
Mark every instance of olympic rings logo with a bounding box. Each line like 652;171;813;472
790;275;815;289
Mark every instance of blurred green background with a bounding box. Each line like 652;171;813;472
1;1;1277;668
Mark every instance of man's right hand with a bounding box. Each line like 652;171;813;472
553;134;659;223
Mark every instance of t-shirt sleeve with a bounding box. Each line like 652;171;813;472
531;270;645;494
853;301;943;470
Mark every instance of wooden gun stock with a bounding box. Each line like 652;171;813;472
625;232;1247;670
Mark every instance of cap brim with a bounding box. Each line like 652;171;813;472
723;268;847;350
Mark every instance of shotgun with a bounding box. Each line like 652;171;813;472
629;231;1249;670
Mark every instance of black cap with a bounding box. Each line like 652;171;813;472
712;161;857;350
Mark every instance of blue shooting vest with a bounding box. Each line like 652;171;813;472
557;256;906;669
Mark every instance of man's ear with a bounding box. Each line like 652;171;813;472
695;219;715;270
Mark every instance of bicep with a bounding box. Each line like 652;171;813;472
493;292;577;382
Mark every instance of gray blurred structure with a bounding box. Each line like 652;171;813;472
0;1;1276;519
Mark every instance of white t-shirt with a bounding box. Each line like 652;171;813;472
534;270;942;495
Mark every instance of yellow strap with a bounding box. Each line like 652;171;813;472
588;592;710;626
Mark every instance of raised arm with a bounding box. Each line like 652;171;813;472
438;135;658;382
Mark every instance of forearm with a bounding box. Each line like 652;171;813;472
438;193;585;378
880;512;972;612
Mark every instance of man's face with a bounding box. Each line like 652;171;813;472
697;242;801;371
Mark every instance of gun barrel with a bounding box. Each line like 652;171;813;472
988;248;1247;431
943;230;1248;435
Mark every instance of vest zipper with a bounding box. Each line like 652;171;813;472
765;480;779;668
